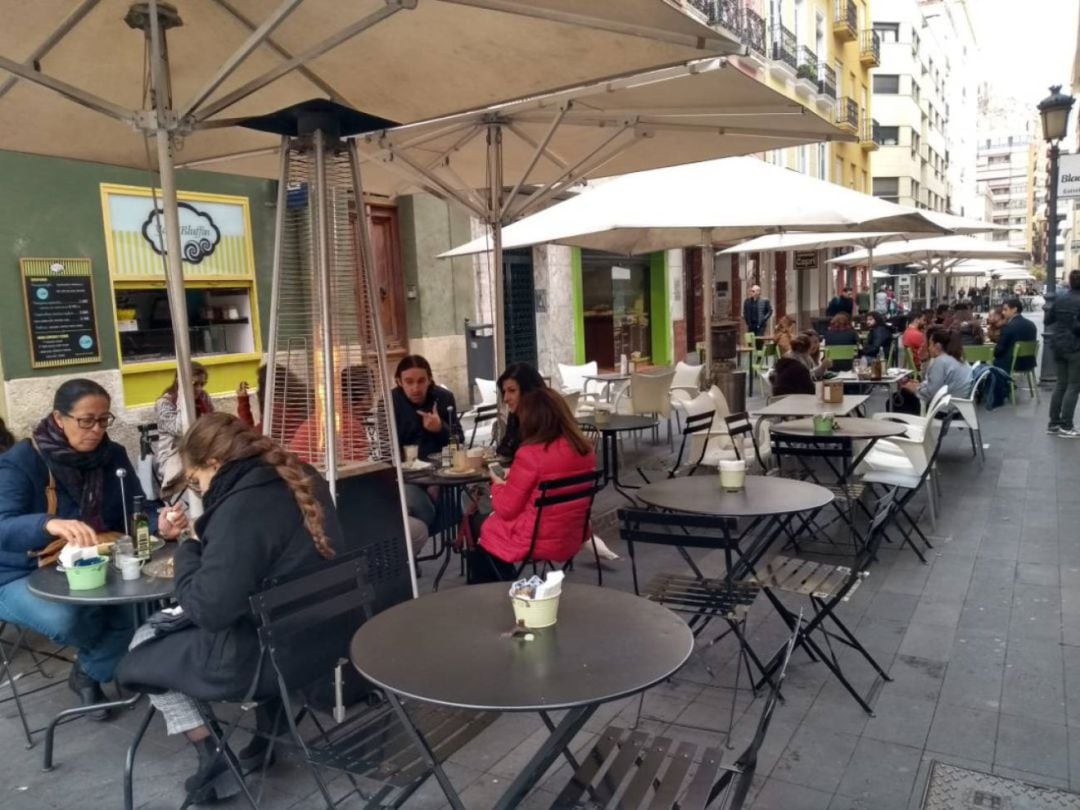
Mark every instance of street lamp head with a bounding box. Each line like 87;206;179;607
1038;85;1075;143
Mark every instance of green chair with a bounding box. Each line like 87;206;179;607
823;345;858;365
963;344;995;364
1009;340;1040;404
904;346;921;381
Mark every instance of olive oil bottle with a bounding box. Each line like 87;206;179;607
131;495;152;560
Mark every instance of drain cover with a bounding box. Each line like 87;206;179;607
922;762;1080;810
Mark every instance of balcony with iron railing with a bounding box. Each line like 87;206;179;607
859;29;880;66
685;0;743;35
833;0;857;41
771;23;797;72
743;7;767;56
860;113;880;150
836;97;859;132
797;46;818;84
819;63;837;99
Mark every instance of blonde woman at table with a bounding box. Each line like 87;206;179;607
468;388;596;584
116;413;342;803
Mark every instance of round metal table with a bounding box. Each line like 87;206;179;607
26;549;175;606
637;474;833;517
350;582;692;810
577;414;658;498
404;467;488;590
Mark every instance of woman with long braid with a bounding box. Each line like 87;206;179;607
116;412;343;803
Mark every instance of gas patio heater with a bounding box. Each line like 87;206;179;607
243;101;419;584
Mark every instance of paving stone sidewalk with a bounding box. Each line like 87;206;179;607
2;371;1078;809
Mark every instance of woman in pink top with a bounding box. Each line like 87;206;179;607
471;388;596;583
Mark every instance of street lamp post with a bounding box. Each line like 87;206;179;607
1037;85;1075;385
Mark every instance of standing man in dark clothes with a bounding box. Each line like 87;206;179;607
1046;270;1080;437
993;297;1038;374
742;284;774;336
826;287;855;318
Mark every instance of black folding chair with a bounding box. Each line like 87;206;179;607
723;412;769;472
466;403;500;449
618;509;771;735
516;469;606;585
0;623;71;748
551;615;802;810
123;546;496;810
860;411;957;564
753;491;898;714
637;406;715;483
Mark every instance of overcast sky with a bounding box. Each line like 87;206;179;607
972;0;1078;101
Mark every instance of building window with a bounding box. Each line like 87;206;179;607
874;177;899;198
873;74;900;94
874;22;899;42
877;125;900;145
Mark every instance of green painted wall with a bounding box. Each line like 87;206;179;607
0;150;277;381
571;247;585;363
649;251;672;366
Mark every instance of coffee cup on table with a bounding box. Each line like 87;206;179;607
118;554;144;581
403;445;419;464
452;447;469;472
718;459;747;492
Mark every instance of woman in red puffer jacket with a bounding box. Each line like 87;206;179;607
470;388;596;583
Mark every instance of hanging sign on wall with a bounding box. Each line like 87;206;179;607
21;258;101;369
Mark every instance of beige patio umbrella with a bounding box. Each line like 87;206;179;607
829;236;1029;306
0;0;736;425
350;56;853;371
442;156;953;365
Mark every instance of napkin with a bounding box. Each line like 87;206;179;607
58;543;102;569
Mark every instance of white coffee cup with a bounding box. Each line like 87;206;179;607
403;444;419;464
718;459;747;492
119;554;144;581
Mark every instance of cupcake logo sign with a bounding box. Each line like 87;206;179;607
141;202;221;265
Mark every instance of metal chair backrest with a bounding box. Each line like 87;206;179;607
853;489;899;574
1011;339;1039;372
723;412;766;470
467;403;500;448
520;469;605;571
963;344;994;364
904;346;921;379
137;423;159;459
771;433;853;482
678;406;717;474
249;549;375;696
824;345;858;362
618;508;750;589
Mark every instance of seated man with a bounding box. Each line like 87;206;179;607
902;310;928;370
993;297;1038;373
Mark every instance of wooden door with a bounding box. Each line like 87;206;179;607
363;203;408;356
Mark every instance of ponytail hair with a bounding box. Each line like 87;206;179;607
179;412;334;559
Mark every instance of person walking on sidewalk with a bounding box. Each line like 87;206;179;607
742;284;773;337
1046;270;1080;437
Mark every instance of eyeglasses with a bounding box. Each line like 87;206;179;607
64;413;116;430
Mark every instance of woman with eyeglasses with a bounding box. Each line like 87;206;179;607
116;412;342;803
0;379;188;717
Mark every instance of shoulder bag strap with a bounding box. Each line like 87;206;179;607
28;437;58;517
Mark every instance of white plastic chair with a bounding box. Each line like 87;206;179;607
474;378;498;406
670;361;704;397
859;394;953;527
557;361;603;413
614;370;676;444
951;369;991;462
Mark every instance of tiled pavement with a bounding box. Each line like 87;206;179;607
3;368;1079;809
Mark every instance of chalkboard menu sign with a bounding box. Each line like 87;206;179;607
21;258;101;369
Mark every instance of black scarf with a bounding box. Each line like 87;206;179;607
201;456;265;512
31;416;112;532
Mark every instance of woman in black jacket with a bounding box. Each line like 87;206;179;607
116;413;343;803
860;312;895;360
494;362;547;460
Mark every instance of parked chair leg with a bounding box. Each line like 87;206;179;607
124;703;156;810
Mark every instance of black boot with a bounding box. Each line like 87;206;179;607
66;663;109;721
184;737;242;804
237;701;280;772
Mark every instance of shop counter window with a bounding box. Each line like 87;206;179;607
115;286;255;364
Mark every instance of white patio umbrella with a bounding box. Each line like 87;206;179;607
0;0;735;425
830;236;1029;306
441;156;951;365
349;57;852;371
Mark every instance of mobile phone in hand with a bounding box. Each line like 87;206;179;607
489;463;507;481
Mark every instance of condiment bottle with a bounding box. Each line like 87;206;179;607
131;495;152;560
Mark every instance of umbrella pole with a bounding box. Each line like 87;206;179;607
347;141;420;600
487;124;506;377
701;230;713;369
148;0;195;429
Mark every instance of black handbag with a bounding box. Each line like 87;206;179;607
147;608;195;638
